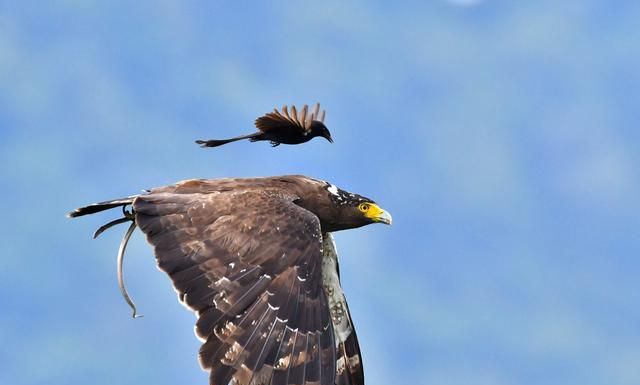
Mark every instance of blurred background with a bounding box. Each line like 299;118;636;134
1;1;639;385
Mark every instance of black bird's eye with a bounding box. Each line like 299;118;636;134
359;203;370;212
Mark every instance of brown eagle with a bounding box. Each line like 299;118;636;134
195;103;333;148
68;175;391;385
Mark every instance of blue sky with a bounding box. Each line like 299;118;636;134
1;1;639;385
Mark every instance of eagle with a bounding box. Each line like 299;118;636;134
68;175;391;385
196;103;333;148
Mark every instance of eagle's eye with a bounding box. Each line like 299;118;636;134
358;203;370;212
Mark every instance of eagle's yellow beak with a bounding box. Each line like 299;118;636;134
365;204;392;225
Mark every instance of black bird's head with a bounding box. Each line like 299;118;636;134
310;120;333;143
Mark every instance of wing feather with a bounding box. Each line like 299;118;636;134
311;103;320;122
299;104;309;129
255;104;323;136
290;105;299;126
132;188;339;385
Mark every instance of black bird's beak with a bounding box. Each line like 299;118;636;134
323;133;333;143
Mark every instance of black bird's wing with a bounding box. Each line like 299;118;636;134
132;185;340;385
255;103;325;137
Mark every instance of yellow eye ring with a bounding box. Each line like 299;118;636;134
358;203;370;212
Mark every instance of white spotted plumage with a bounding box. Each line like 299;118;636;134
327;184;339;196
321;232;353;345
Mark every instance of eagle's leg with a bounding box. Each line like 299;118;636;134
270;141;280;147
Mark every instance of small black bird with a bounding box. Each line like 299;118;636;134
196;103;333;148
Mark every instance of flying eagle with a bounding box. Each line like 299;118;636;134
68;175;391;385
196;103;333;148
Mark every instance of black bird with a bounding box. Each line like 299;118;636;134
196;103;333;148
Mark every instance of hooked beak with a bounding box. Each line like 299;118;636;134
375;210;392;225
324;134;333;143
365;204;392;225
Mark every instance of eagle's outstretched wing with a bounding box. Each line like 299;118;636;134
255;103;325;136
132;187;341;385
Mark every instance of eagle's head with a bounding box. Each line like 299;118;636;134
315;182;392;232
